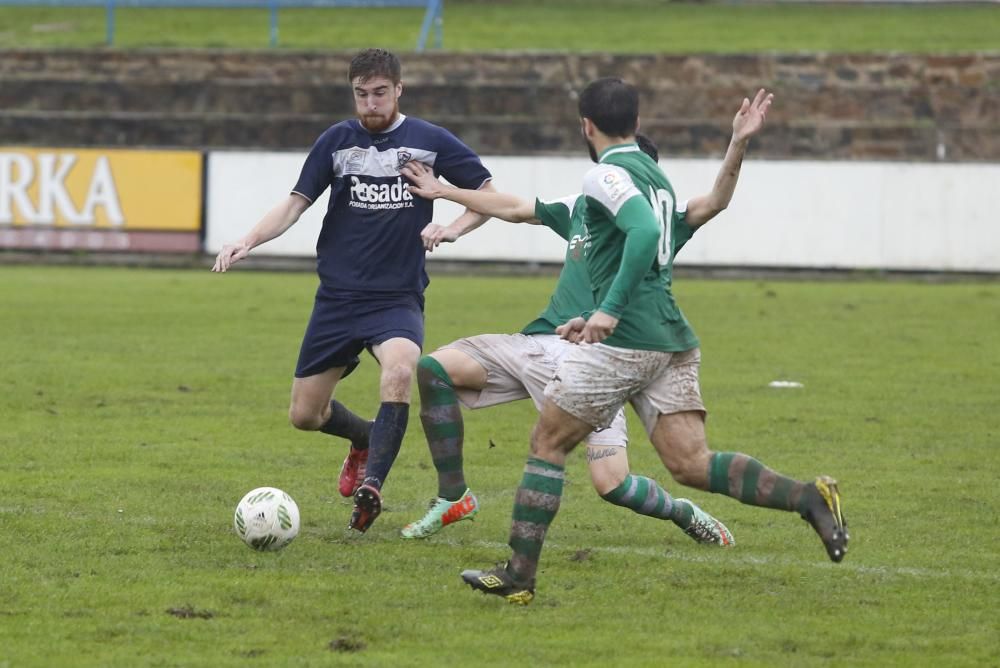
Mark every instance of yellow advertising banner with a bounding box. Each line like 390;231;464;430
0;148;202;231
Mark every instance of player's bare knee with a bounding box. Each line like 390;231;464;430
667;447;711;489
528;428;548;456
380;362;415;399
532;426;580;460
669;464;699;488
288;405;323;431
530;423;561;457
653;411;711;488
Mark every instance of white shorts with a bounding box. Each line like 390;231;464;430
544;343;705;437
440;333;628;448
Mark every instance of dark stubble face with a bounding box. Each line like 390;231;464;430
582;129;599;163
352;76;401;134
360;97;399;133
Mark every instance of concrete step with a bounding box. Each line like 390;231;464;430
1;76;993;128
0;109;993;161
0;78;573;118
0;49;995;160
2;49;995;90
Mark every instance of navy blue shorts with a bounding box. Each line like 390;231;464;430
295;287;425;379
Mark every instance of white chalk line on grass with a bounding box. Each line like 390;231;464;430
427;537;1000;584
386;494;998;583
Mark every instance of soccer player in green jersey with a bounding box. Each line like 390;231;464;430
458;80;848;605
397;135;733;548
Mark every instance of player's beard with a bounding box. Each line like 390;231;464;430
582;130;598;163
359;100;400;133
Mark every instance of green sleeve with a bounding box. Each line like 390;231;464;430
673;208;695;256
598;195;660;318
534;198;573;241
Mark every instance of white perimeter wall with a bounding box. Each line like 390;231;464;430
207;152;1000;272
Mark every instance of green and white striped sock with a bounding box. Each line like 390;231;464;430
508;457;565;585
709;452;807;513
417;356;467;502
601;474;693;528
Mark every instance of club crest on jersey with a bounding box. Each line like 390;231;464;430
344;149;367;174
396;150;413;170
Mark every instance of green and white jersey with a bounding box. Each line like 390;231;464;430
521;187;697;338
521;194;593;335
582;142;698;352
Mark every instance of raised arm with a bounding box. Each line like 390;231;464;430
685;89;773;230
211;193;311;272
401;161;538;250
429;180;502;250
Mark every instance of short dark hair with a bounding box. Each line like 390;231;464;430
636;133;659;163
578;77;639;138
349;48;401;84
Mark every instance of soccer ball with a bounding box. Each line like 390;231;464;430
234;487;300;551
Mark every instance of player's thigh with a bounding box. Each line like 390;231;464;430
532;398;595;457
289;366;347;429
371;337;422;402
427;347;488;390
440;334;539;409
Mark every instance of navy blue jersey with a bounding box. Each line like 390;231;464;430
292;114;491;293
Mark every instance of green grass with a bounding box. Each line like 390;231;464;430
0;1;997;51
0;264;998;666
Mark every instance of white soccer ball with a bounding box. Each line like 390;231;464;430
234;487;300;551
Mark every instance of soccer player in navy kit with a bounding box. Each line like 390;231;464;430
212;48;493;532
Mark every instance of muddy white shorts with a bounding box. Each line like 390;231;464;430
544;343;705;436
441;333;628;447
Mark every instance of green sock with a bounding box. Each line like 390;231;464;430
417;356;466;501
601;474;691;529
508;457;565;585
708;452;808;513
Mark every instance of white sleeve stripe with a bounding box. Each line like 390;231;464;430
290;190;314;203
539;194;580;212
583;165;640;216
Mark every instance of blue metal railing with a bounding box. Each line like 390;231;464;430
0;0;444;50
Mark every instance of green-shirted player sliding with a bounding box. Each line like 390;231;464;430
398;135;733;549
453;81;848;605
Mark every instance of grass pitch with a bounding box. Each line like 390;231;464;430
0;1;996;51
0;264;998;666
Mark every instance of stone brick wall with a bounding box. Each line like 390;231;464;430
0;49;996;160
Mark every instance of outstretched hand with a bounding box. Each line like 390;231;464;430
212;241;251;272
732;88;774;144
400;161;444;200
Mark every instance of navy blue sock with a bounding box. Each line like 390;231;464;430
319;400;371;449
362;402;409;490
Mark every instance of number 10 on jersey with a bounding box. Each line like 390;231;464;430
648;186;675;266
